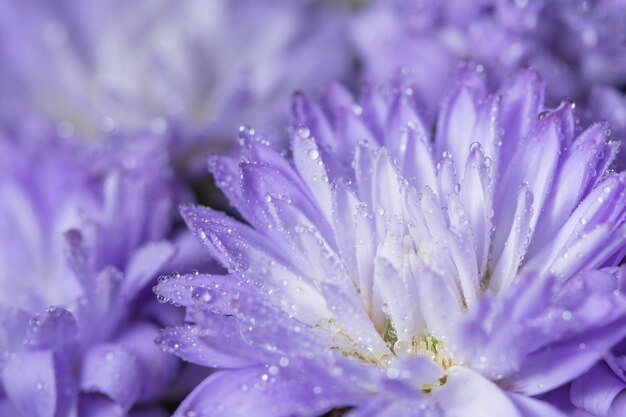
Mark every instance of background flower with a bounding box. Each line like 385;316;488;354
0;133;209;416
0;0;351;165
155;69;626;416
351;0;626;130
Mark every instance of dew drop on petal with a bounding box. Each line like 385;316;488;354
191;287;213;303
296;125;311;139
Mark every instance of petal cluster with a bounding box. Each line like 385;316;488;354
0;134;183;416
156;68;626;416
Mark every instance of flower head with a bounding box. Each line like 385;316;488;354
0;0;351;157
0;133;183;416
156;68;626;416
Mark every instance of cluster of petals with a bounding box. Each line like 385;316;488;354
0;134;188;416
155;67;626;416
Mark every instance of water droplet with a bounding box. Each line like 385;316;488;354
295;125;311;139
469;141;482;153
191;287;214;303
386;368;400;379
307;149;320;160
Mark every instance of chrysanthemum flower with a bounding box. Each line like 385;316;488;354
351;0;626;124
0;134;186;416
155;68;626;416
0;0;350;156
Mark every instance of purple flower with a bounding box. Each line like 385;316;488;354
0;134;185;416
350;0;626;123
155;68;626;416
0;0;351;158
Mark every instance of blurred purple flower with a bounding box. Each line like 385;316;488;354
155;68;626;416
0;0;351;160
0;134;186;416
351;0;626;127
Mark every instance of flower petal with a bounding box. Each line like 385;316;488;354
506;300;626;395
507;392;568;417
292;132;333;223
173;366;341;417
490;183;533;293
571;362;626;416
497;69;545;176
180;205;289;273
435;65;486;175
1;350;57;417
493;104;566;264
115;323;179;401
25;306;77;350
80;343;143;412
437;366;522;417
529;124;612;256
122;240;176;300
157;321;262;369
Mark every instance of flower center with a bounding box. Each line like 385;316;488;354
382;318;452;367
